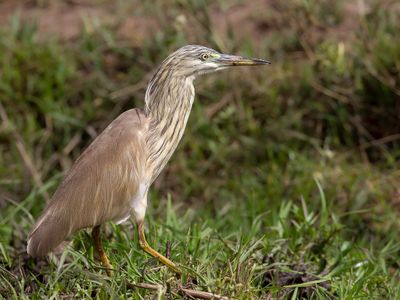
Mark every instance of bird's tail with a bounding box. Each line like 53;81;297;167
27;211;70;257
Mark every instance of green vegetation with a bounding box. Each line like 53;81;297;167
0;0;399;298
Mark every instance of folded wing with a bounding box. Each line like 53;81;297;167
27;109;148;257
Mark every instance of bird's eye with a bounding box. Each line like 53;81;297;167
200;53;209;61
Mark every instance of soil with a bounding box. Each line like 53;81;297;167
0;0;368;45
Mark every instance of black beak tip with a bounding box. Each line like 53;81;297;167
253;58;271;65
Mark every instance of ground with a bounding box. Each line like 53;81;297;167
0;0;399;299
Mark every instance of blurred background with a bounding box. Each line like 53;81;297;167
0;0;399;298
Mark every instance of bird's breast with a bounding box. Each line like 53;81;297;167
145;114;191;183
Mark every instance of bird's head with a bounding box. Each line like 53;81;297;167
161;45;270;78
145;45;269;115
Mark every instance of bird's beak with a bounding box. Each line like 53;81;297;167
214;54;270;66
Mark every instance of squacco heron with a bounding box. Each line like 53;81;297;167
27;45;269;275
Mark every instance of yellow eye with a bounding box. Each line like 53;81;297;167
200;53;209;61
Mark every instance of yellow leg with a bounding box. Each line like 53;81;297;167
137;222;181;275
92;225;113;276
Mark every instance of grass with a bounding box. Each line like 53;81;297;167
0;0;399;299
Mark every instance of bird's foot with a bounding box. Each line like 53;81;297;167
137;222;182;275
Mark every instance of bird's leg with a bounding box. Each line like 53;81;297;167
92;225;113;276
137;221;181;275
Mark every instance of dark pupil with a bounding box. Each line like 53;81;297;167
202;54;208;60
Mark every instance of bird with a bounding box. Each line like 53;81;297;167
27;45;269;276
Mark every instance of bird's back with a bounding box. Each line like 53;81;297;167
27;108;149;257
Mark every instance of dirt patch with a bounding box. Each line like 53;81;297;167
0;1;159;44
0;0;367;47
263;262;331;298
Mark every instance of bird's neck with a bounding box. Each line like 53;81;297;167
144;75;195;181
